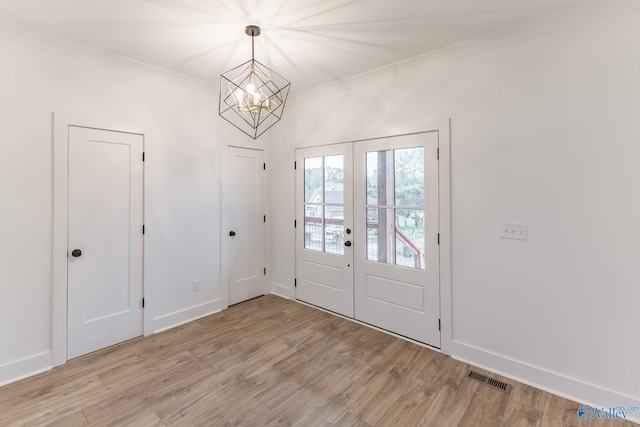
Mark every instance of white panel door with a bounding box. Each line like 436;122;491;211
295;144;354;317
68;126;144;359
354;132;440;347
225;147;265;305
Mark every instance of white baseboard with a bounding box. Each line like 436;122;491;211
0;351;52;387
451;340;640;424
151;299;224;334
270;281;293;299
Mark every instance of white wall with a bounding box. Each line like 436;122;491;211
1;3;639;416
0;23;262;384
270;7;640;414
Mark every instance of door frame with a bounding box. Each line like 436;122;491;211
293;120;452;354
52;113;150;367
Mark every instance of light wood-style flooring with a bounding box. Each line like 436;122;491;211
0;295;635;426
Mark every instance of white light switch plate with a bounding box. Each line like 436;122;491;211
500;223;527;240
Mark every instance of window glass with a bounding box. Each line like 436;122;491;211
304;207;323;251
394;147;424;207
324;155;344;204
395;209;425;270
304;157;322;203
325;206;344;255
303;155;345;255
365;147;426;269
366;207;393;263
366;151;393;206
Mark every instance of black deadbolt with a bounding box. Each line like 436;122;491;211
346;228;351;234
229;231;236;237
71;249;82;257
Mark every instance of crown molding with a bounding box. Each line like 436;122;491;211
0;19;216;95
294;0;640;103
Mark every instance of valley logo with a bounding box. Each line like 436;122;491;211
577;404;640;422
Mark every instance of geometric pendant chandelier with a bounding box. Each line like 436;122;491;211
219;25;291;139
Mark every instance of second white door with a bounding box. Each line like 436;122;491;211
225;147;266;305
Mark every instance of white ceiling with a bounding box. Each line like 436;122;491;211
0;0;595;93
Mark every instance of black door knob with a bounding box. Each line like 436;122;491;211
229;231;236;237
71;249;82;257
344;241;352;247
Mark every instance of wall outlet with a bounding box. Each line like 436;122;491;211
500;223;527;240
192;279;200;292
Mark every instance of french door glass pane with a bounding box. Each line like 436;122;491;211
366;151;393;206
395;209;425;270
394;147;424;207
304;157;322;203
366;207;394;264
304;205;322;251
325;206;344;255
324;155;344;204
365;147;426;270
304;155;346;255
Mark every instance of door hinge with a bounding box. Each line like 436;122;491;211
142;225;145;235
263;163;266;170
294;219;297;228
142;152;145;162
264;215;266;223
438;319;441;331
294;161;297;169
142;298;145;308
437;148;439;160
437;233;440;245
264;267;267;275
294;278;297;287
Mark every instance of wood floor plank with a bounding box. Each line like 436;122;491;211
375;378;439;426
213;396;273;427
59;346;138;381
0;375;112;426
509;380;550;412
457;380;510;427
500;399;544;427
0;369;64;411
292;381;369;427
416;350;459;386
416;362;480;427
331;411;374;427
349;363;416;424
0;295;636;427
40;411;89;427
253;372;302;410
82;392;166;427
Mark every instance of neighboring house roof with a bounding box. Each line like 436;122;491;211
306;182;344;205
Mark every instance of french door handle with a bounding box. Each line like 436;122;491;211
344;241;352;247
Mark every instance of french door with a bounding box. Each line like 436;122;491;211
296;132;441;347
295;143;354;317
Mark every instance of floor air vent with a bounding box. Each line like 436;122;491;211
466;370;512;394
